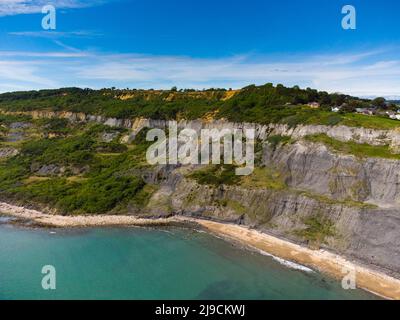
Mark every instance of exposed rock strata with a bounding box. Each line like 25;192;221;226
2;110;400;277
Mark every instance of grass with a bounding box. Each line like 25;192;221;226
340;113;400;130
305;134;400;160
301;111;400;130
294;213;336;246
129;184;158;209
24;176;51;184
216;199;247;215
189;165;287;190
188;165;240;186
240;167;286;190
296;189;377;209
277;108;400;130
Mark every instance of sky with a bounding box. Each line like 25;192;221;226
0;0;400;98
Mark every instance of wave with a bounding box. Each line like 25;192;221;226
249;245;314;273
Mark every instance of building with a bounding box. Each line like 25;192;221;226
388;112;400;120
356;108;374;116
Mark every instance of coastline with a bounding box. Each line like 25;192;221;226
186;217;400;300
1;201;399;300
0;202;175;227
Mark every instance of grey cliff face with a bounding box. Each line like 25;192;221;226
4;110;400;276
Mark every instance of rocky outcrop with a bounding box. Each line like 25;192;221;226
30;164;89;177
160;173;400;277
140;141;400;277
0;147;19;158
9;122;32;130
265;141;400;206
4;110;400;149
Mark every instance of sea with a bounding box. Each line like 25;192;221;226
0;221;378;300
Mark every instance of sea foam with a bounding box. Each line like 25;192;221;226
250;245;314;273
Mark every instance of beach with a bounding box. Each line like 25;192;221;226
1;201;399;300
188;218;400;300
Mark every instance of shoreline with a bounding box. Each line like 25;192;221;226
1;202;399;300
186;218;400;300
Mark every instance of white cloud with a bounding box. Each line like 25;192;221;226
0;48;400;98
8;30;101;38
0;0;105;16
0;50;87;57
0;60;57;89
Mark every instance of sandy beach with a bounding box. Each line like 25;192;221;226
186;218;400;300
1;201;399;300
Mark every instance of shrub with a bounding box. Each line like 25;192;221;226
267;135;292;150
189;165;240;186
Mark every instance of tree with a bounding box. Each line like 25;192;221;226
339;104;356;113
372;97;386;108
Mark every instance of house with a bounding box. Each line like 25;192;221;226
308;102;320;109
356;108;374;115
388;113;400;120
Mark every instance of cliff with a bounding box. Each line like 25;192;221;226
165;142;400;278
2;110;400;277
6;109;400;148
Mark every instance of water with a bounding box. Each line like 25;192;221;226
0;224;378;300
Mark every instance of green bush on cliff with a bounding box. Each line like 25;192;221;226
267;135;292;151
189;165;240;186
294;214;336;246
56;175;145;214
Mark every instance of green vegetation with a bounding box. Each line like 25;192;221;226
0;83;397;217
296;189;376;209
0;116;156;215
294;214;336;245
240;167;286;190
1;83;398;130
267;135;293;150
188;165;287;190
305;134;400;160
216;199;247;215
189;165;240;186
38;118;72;135
0;114;32;125
340;113;400;130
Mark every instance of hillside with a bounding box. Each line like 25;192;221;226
1;83;398;130
1;84;400;279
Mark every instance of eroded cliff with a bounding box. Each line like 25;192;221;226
2;110;400;277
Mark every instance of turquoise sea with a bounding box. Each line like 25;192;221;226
0;221;378;300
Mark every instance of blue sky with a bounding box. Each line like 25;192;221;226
0;0;400;97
